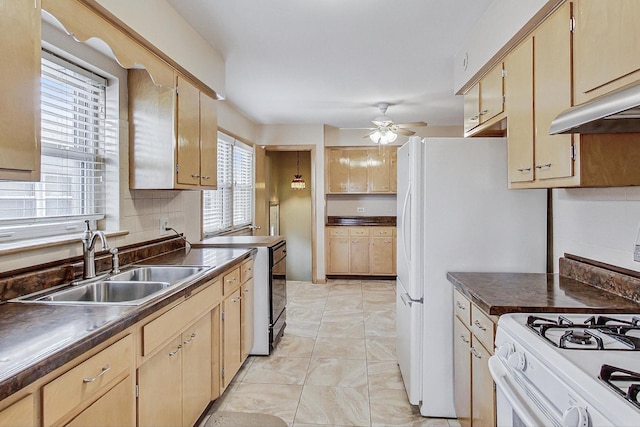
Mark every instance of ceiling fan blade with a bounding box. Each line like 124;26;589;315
362;129;378;137
396;121;428;128
372;120;393;127
396;128;415;136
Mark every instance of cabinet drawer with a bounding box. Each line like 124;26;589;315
240;259;254;283
370;227;394;237
143;281;221;356
327;227;349;237
0;394;34;427
42;335;132;426
453;289;471;326
349;227;369;237
471;305;495;351
223;267;241;295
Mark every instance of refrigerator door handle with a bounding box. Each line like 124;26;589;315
400;292;423;306
401;181;411;264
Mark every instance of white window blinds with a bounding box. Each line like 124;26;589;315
0;51;107;242
202;132;254;235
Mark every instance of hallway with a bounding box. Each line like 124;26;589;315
203;279;462;426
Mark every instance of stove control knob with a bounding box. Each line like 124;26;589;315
507;351;526;371
496;342;515;359
562;406;589;427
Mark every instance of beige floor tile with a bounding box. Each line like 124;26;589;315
364;314;395;337
328;283;363;295
447;419;463;427
318;320;365;338
363;289;396;303
287;303;325;322
325;294;364;309
220;383;303;425
306;357;368;388
370;388;449;427
363;299;396;313
321;309;364;323
368;360;405;391
271;334;316;358
295;385;370;426
242;356;310;385
312;337;366;359
285;320;321;338
366;337;397;361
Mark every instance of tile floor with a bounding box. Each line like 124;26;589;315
204;279;462;427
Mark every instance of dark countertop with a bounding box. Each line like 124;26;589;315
447;271;640;316
326;216;396;226
194;235;285;248
0;247;255;401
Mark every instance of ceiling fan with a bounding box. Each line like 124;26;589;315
364;103;428;144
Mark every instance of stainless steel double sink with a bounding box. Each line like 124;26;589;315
12;266;211;305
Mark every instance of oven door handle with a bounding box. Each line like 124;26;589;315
489;356;561;427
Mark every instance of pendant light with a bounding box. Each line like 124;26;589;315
291;151;306;190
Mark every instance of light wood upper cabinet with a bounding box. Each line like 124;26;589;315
573;0;640;104
505;37;534;183
129;70;218;190
0;0;41;181
326;147;397;194
534;2;573;181
464;63;506;137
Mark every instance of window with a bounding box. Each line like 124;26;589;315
0;51;107;243
203;132;254;235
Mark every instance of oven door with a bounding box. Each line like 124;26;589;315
489;356;562;427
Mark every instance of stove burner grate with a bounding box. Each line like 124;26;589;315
600;364;640;410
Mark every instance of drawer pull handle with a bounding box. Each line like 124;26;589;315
456;301;466;310
243;289;250;295
470;347;483;359
460;335;470;344
191;173;200;178
474;320;487;331
83;364;111;383
169;345;182;357
246;267;252;272
231;297;241;303
535;163;552;169
202;175;210;180
184;333;197;345
227;278;237;283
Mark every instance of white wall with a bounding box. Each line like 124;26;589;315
453;0;548;93
553;187;640;272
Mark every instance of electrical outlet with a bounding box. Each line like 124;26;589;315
357;207;365;213
159;217;169;236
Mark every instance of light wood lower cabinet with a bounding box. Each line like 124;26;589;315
66;376;134;427
0;394;35;427
453;289;496;427
326;226;396;276
222;287;242;390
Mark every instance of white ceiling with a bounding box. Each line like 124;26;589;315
166;0;493;129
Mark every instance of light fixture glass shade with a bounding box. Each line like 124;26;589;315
369;129;397;144
291;151;306;189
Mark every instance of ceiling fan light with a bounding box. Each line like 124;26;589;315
370;129;397;144
369;130;382;143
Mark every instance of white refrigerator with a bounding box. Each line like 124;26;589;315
396;137;547;417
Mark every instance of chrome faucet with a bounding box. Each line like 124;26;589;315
81;220;109;279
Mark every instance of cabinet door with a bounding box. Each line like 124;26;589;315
471;340;495;427
480;63;504;123
66;377;134;427
534;2;573;180
327;237;350;274
349;237;370;274
222;289;242;389
368;149;390;192
0;0;40;181
574;0;640;104
199;92;217;188
348;150;368;192
464;83;480;133
505;38;535;183
211;305;222;401
453;320;471;427
176;76;201;186
0;395;34;427
241;279;254;360
182;314;212;427
138;336;183;427
389;148;398;193
370;237;394;275
328;149;348;193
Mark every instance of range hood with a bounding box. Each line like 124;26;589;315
549;83;640;134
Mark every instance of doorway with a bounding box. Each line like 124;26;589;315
265;149;313;281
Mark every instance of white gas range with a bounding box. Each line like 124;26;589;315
490;312;640;427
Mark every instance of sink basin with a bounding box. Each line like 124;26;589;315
107;266;208;285
33;281;171;304
11;265;211;305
